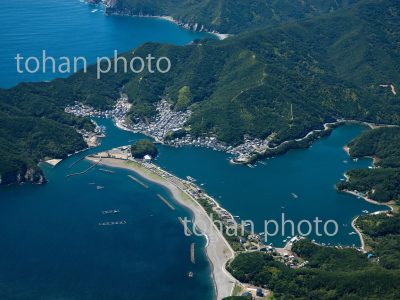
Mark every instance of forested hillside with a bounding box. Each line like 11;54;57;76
0;84;93;185
1;0;399;185
108;0;360;33
227;239;400;299
103;0;400;145
338;127;400;202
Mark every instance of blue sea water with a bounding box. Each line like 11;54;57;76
0;0;211;88
0;1;215;299
0;119;214;300
0;1;389;299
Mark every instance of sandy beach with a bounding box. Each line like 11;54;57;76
44;159;62;166
86;156;236;300
340;164;394;250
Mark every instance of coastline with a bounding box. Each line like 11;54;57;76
339;186;394;251
102;6;231;41
44;159;62;167
340;145;395;251
86;156;236;300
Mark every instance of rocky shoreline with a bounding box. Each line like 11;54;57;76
89;0;230;40
0;166;46;186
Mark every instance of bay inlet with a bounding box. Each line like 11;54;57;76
0;1;390;299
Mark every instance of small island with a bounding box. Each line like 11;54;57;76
130;139;158;159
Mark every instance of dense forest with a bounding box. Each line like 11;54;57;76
109;0;360;34
227;239;400;299
0;85;93;185
337;127;400;202
357;213;400;270
348;127;400;168
54;0;400;146
130;139;158;158
1;0;399;185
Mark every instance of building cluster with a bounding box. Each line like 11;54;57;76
76;121;105;148
66;97;274;164
65;96;131;120
128;100;191;142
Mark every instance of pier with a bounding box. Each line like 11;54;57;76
157;194;175;211
128;175;149;189
68;156;85;169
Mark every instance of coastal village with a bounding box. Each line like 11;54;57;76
64;94;388;299
66;97;273;164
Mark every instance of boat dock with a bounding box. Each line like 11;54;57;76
128;175;149;189
157;194;175;211
190;243;195;264
178;217;192;236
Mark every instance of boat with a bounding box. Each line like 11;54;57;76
188;272;194;278
186;176;196;182
291;193;299;199
102;209;120;215
91;9;98;13
362;210;369;214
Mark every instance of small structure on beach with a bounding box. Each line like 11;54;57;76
144;155;152;162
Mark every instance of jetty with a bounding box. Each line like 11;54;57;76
128;175;149;189
68;156;85;169
157;194;175;211
99;168;115;174
66;161;99;178
190;243;196;264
